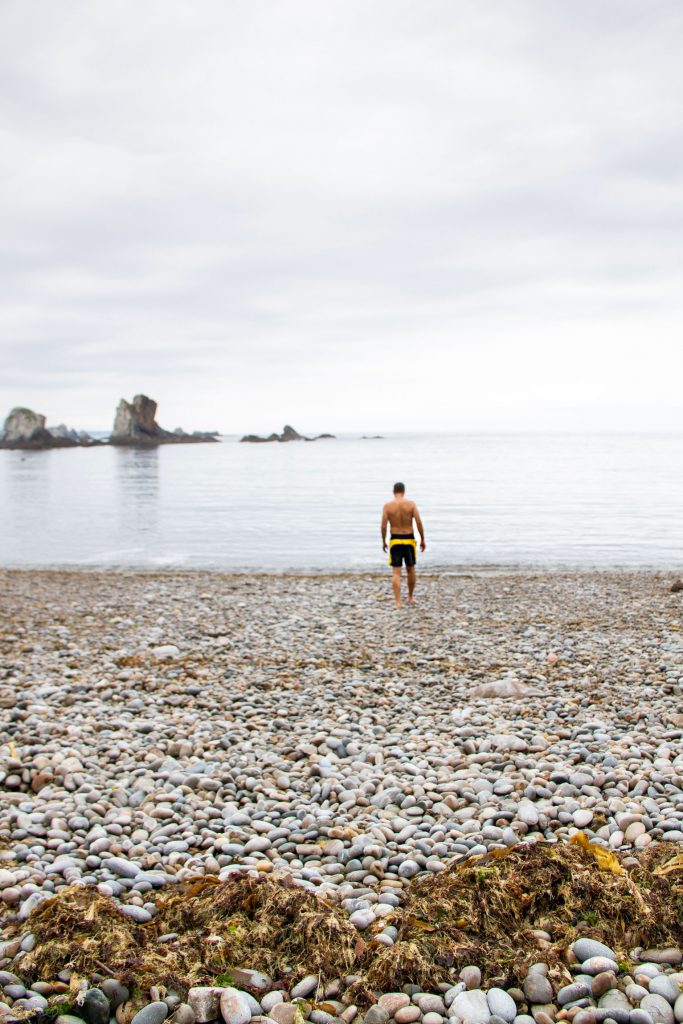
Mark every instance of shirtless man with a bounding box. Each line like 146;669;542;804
381;482;426;608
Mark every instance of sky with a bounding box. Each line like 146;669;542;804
1;1;682;434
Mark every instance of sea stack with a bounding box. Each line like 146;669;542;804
110;395;218;445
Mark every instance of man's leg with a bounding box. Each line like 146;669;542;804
407;565;416;603
392;566;402;608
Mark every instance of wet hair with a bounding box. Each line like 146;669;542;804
393;482;405;494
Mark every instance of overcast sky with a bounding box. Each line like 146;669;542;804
1;1;682;433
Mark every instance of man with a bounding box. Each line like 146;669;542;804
381;482;426;608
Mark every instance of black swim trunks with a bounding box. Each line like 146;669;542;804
389;533;417;567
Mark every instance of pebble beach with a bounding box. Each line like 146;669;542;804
1;569;683;1024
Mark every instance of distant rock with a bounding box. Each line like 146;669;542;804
240;424;335;443
471;677;528;699
362;435;384;439
0;408;101;449
671;579;683;593
48;424;97;445
110;395;218;446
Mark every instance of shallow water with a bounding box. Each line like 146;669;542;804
1;433;682;570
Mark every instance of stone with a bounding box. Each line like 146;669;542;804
394;1008;420;1024
378;995;410;1015
82;988;111;1024
101;980;130;1009
172;1007;196;1024
639;997;674;1024
487;989;517;1022
188;988;223;1023
523;975;553;1005
573;940;618;963
423;1014;443;1024
132;1005;170;1024
559;984;591;1006
291;976;319;1000
470;679;527;699
673;996;683;1024
261;994;285;1013
460;967;482;990
595;973;620;998
630;1013;655;1024
270;1006;299;1024
649;979;681;1007
104;857;140;879
417;996;446;1015
229;971;272;994
451;990;491;1024
582;958;620;976
640;953;682;968
219;988;252;1024
363;1009;390;1024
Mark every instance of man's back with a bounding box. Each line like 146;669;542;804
384;498;417;534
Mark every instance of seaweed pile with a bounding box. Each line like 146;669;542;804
10;840;683;1002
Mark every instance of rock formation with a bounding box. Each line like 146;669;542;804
0;408;100;449
240;424;335;443
110;395;218;446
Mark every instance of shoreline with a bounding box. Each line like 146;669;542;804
1;565;681;578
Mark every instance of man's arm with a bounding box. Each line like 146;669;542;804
381;506;388;552
413;504;426;552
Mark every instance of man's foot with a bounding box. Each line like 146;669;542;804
407;596;416;604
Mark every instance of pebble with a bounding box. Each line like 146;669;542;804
291;976;319;1000
188;988;222;1023
487;988;517;1022
219;988;252;1024
131;1004;169;1024
523;976;554;1005
573;941;618;963
81;988;110;1024
649;980;681;1007
451;990;491;1024
639;996;675;1024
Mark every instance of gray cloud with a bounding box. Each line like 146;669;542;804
1;0;682;432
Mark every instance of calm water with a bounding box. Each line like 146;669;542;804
1;434;682;570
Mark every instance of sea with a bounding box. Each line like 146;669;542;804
1;433;682;571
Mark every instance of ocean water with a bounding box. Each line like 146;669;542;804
1;433;682;570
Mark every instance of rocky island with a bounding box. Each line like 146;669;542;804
0;407;101;449
240;424;335;442
110;394;218;446
0;395;218;449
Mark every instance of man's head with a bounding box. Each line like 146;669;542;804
393;482;405;496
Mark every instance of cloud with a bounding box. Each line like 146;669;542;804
0;0;682;432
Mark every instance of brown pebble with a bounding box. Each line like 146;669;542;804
534;1013;555;1024
592;972;616;997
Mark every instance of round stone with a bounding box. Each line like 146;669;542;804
219;988;251;1024
640;995;675;1024
131;1004;169;1024
82;988;110;1024
649;979;681;1006
573;940;618;963
487;988;517;1022
523;975;553;1005
451;990;491;1024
